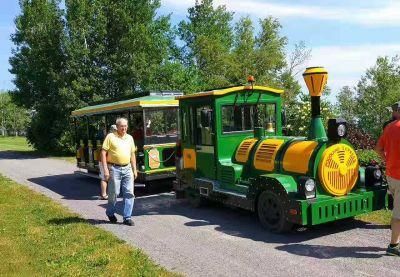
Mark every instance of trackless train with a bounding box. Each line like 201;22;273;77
174;67;387;232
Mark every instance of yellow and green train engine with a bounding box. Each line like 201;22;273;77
175;67;387;232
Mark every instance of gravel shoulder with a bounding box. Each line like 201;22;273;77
0;151;398;277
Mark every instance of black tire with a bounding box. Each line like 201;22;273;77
257;190;293;233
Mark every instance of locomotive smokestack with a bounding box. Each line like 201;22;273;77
303;67;328;140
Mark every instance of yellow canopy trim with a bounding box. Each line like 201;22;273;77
176;85;284;100
71;100;178;117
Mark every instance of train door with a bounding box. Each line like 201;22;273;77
194;104;216;179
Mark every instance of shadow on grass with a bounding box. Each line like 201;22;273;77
0;150;74;160
48;216;111;225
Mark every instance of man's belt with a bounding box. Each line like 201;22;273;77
108;163;130;167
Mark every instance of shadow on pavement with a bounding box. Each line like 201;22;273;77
27;172;389;246
275;243;386;259
28;174;100;200
119;193;389;245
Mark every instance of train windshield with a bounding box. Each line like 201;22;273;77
221;103;276;133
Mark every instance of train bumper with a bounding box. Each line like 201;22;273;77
287;188;387;226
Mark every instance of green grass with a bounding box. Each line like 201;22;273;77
0;136;75;163
356;209;392;225
0;174;178;276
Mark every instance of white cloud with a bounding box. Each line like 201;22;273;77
161;0;400;27
298;44;400;101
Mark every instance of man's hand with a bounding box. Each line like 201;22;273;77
104;167;110;181
133;168;138;179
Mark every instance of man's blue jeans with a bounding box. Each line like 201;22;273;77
106;164;134;220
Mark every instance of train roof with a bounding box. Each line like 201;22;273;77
176;85;283;100
71;94;179;117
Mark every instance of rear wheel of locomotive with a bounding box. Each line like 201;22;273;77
257;190;293;233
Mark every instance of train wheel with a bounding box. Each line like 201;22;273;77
257;190;293;233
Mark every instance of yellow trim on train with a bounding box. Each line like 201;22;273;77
71;100;179;117
183;148;196;170
253;139;285;172
176;85;284;100
235;138;258;163
143;143;176;150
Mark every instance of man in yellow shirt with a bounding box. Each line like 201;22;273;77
101;118;137;226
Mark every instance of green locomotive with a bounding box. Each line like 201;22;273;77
175;67;387;232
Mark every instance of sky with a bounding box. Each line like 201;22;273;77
1;0;400;101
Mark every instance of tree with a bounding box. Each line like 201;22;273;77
178;0;234;90
99;0;182;97
336;86;357;123
253;17;287;86
0;92;30;136
231;16;256;83
9;0;67;151
355;56;400;138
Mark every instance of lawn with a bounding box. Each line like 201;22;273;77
0;174;178;276
0;136;76;163
356;209;392;225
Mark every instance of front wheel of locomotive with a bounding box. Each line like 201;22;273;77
257;190;293;233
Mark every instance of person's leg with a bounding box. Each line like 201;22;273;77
387;176;400;256
121;166;134;221
391;218;400;244
106;166;121;217
390;177;400;244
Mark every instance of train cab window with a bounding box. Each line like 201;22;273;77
222;103;276;134
196;106;214;145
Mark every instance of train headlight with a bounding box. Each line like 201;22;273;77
305;179;316;192
374;169;382;179
365;165;384;187
299;177;316;199
328;118;347;142
337;124;346;137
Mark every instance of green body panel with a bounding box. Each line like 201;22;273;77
296;189;387;225
142;144;176;174
259;174;298;193
308;116;327;140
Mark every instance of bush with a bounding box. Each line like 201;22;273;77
347;123;377;150
356;149;383;166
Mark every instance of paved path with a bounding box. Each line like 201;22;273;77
0;151;399;277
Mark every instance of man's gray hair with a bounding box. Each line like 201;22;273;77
116;117;128;126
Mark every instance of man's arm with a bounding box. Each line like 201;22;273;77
101;149;110;181
131;153;137;179
130;138;137;179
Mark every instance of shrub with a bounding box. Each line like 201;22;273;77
356;149;382;166
346;123;377;150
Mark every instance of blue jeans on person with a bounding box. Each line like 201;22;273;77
106;164;134;220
